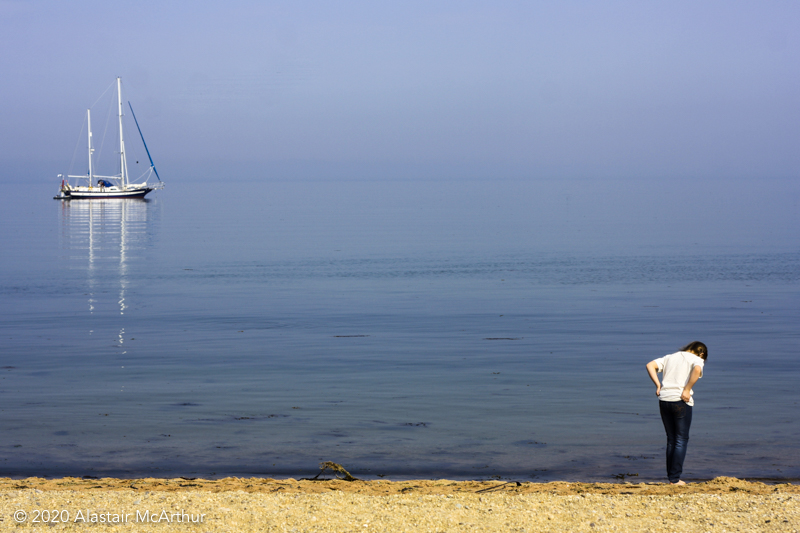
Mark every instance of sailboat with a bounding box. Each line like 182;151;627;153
55;77;164;199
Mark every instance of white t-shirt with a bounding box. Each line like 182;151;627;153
650;351;705;406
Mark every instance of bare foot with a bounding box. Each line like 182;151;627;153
671;480;686;486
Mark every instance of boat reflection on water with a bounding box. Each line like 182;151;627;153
58;198;156;353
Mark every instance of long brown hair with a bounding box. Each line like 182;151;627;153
680;341;708;361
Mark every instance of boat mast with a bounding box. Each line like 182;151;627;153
117;77;128;188
87;109;94;181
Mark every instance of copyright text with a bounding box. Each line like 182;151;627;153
14;508;206;524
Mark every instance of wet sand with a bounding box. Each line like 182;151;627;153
2;476;797;531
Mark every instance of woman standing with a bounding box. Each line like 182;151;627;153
646;341;708;485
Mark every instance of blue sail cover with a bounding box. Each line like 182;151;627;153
98;180;114;187
128;102;161;181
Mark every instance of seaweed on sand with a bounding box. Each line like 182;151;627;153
305;461;360;482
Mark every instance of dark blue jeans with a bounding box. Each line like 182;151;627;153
659;400;693;483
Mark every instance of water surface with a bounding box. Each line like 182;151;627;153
1;177;798;482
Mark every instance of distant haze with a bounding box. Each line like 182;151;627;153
1;0;799;181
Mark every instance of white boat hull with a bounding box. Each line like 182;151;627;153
63;186;153;199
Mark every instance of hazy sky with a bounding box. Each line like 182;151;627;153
2;0;799;181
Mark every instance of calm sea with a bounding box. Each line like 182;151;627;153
1;177;798;482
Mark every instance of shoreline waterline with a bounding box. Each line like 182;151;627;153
2;476;797;493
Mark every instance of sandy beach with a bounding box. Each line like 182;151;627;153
1;476;797;531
